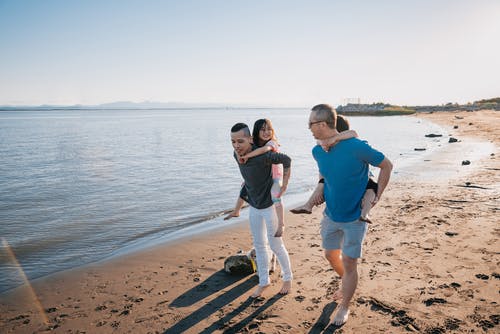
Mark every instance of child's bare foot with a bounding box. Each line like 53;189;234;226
224;211;240;220
332;305;350;325
279;281;292;294
274;225;284;237
290;204;312;214
360;216;372;224
251;284;270;298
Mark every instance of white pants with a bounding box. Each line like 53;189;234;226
249;205;293;286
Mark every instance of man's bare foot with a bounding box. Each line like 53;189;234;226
332;305;350;325
279;281;292;294
332;288;343;301
251;284;270;298
290;205;312;214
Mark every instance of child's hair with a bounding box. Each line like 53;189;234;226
336;115;350;132
252;118;277;147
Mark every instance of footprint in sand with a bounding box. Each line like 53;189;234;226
295;295;306;302
424;297;447;306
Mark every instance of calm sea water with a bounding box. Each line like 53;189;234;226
0;108;445;292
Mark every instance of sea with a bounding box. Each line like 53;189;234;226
0;108;492;293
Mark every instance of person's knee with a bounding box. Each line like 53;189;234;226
325;250;340;262
253;239;266;249
342;255;358;271
269;241;285;254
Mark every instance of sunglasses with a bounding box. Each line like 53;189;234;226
308;120;325;129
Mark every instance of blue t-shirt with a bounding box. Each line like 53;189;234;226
313;138;385;222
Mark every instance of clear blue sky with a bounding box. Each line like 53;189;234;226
1;0;499;106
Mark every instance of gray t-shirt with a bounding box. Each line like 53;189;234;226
234;147;291;209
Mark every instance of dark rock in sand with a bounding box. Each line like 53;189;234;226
445;231;459;237
414;148;426;151
453;125;459;129
462;160;471;165
224;255;254;275
475;273;489;280
448;137;458;143
425;133;443;138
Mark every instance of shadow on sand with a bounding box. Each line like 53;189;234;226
164;272;258;333
308;301;344;334
208;294;285;334
170;270;249;308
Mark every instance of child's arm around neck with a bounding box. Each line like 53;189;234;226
318;130;358;152
239;143;274;163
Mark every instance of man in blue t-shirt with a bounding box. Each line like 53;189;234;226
308;104;393;326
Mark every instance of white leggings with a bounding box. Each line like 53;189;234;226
249;205;293;286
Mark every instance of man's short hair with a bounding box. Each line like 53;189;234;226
231;123;251;136
312;104;337;129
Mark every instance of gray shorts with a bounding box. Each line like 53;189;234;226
320;215;368;259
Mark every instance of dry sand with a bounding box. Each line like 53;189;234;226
1;110;498;334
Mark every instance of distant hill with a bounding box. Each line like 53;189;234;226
94;101;234;109
0;101;271;110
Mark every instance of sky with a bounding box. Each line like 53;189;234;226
1;0;499;107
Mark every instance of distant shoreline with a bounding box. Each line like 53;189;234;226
1;96;498;113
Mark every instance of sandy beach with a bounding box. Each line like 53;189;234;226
1;110;498;334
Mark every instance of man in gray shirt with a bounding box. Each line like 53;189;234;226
230;122;293;298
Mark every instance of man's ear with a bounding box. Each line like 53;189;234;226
249;137;254;144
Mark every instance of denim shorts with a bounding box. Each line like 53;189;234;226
320;215;368;259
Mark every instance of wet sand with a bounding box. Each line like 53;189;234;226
1;110;499;333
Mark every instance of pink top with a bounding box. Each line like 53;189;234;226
266;140;283;180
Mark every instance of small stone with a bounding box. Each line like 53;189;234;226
475;273;489;280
